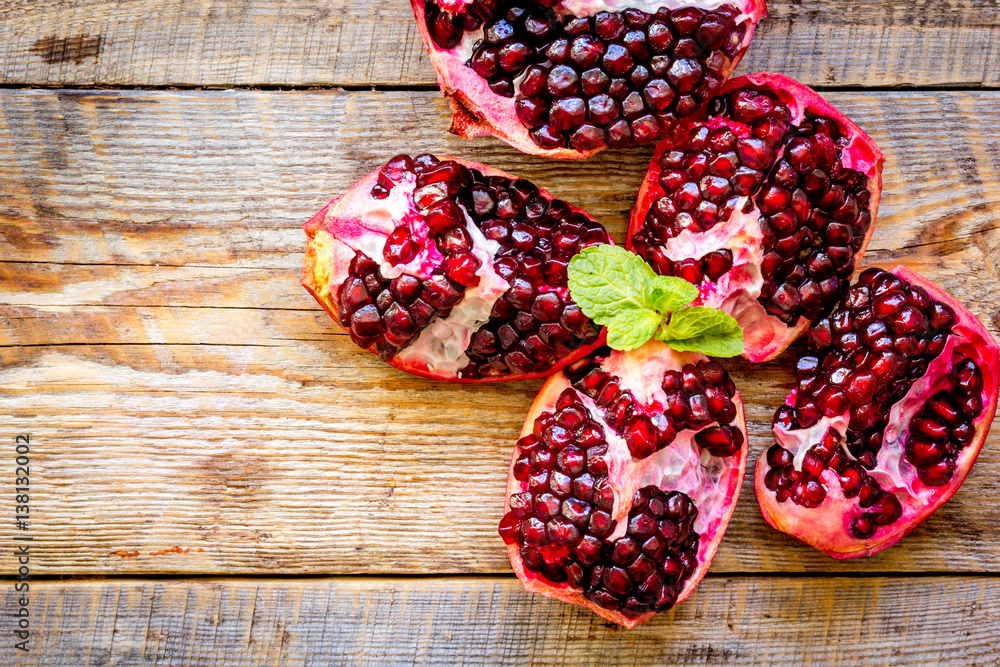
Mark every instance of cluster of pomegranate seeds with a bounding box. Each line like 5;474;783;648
427;0;749;150
499;388;701;617
460;190;608;379
766;267;985;537
338;250;437;357
905;359;984;485
631;87;874;325
337;154;608;376
425;0;499;49
564;352;742;459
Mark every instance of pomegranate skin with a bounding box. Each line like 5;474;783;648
628;72;885;362
502;342;748;627
754;266;1000;559
411;0;768;159
302;155;609;382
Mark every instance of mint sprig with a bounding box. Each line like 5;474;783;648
568;245;744;357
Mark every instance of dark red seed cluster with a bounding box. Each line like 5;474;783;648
428;0;748;150
766;268;985;536
563;353;741;459
337;154;608;376
631;87;874;325
904;358;983;486
764;433;903;539
425;0;502;49
338;250;441;359
765;430;839;508
499;388;701;617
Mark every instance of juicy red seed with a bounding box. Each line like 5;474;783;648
794;479;826;507
906;438;943;466
801;451;824;478
701;249;733;280
444;251;482;287
851;514;876;539
350;304;382;339
838;465;863;497
767;445;793;468
624;414;658;459
857;478;881;507
694;425;741;457
869;493;902;526
498;512;520;544
736;138;774;170
918;459;955;486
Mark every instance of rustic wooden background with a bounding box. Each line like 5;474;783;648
1;1;999;665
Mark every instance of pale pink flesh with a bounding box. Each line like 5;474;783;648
504;341;747;627
301;155;609;382
754;266;1000;559
411;0;768;159
627;72;885;362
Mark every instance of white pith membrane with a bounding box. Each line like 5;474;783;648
504;341;747;627
754;268;1000;559
412;0;767;158
305;168;511;378
628;73;885;362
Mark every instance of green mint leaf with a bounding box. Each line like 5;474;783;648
650;275;699;313
606;308;663;351
658;306;744;357
567;245;656;324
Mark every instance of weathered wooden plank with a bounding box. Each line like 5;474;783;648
3;89;1000;270
0;339;998;576
0;577;997;666
1;1;999;88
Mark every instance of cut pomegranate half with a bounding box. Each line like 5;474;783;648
500;342;747;626
628;72;885;361
754;266;999;559
412;0;767;158
301;154;611;381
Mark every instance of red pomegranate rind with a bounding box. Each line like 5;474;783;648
302;154;610;382
628;72;885;362
412;0;767;159
754;266;999;559
501;342;747;627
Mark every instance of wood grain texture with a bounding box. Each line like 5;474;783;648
0;1;999;88
1;88;1000;575
1;577;998;666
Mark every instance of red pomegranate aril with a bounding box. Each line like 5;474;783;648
851;514;876;539
869;493;902;526
624;414;657;459
350;304;382;338
918;459;955;487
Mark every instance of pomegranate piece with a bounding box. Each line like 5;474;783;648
628;73;885;361
412;0;767;158
501;342;747;627
754;266;999;559
301;154;611;381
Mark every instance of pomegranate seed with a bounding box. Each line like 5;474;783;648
918;459;955;486
869;493;902;526
851;514;876;539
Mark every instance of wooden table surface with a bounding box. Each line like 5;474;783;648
1;1;999;664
